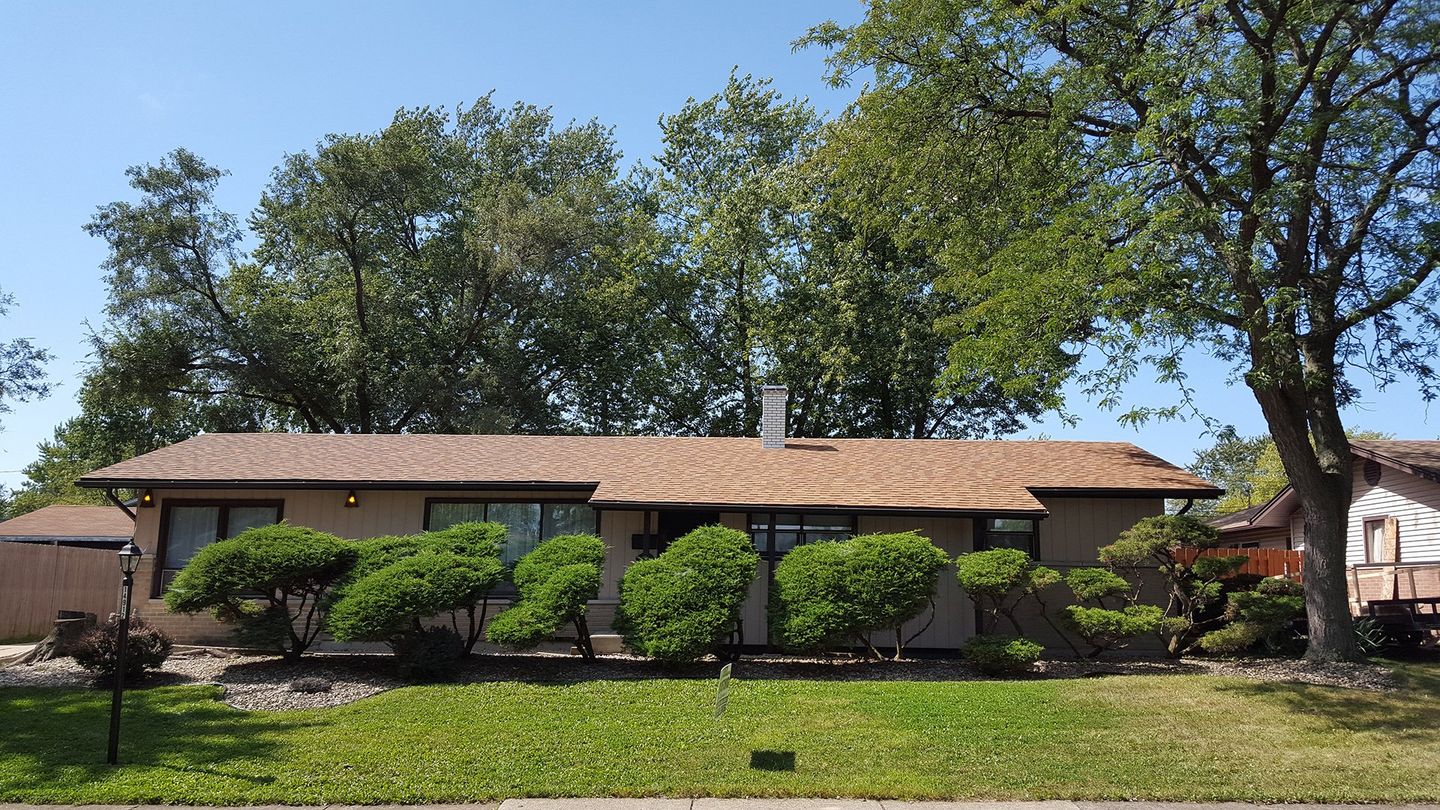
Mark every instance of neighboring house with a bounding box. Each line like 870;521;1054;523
1213;440;1440;609
76;387;1219;649
0;504;134;549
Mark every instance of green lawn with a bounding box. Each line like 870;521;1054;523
2;662;1438;804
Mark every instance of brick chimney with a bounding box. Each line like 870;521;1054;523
761;385;788;449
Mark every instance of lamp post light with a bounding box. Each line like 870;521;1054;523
107;540;143;766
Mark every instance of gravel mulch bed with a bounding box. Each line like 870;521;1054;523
0;645;1408;710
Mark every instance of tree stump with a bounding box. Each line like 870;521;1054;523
3;611;97;666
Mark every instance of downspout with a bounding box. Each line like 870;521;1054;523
105;488;137;522
1176;498;1194;516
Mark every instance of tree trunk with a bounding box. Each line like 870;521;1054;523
1249;372;1360;662
1289;458;1359;662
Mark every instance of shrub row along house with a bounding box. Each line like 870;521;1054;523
77;387;1221;651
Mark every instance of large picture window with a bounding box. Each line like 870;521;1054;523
976;517;1039;557
748;513;855;559
156;500;284;594
424;500;597;566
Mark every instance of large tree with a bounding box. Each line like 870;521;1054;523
808;0;1440;659
87;99;654;435
641;73;1047;437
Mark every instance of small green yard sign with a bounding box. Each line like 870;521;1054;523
713;662;733;719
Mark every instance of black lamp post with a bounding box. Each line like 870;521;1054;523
107;540;143;766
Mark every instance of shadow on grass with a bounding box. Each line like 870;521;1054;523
749;750;797;771
1214;660;1440;742
0;686;317;796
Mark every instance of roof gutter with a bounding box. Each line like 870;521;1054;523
104;488;136;522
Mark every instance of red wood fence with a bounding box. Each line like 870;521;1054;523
1175;547;1304;579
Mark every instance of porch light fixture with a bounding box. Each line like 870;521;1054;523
107;540;144;765
344;490;359;508
138;490;155;508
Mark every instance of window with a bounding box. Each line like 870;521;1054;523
424;500;597;566
748;514;855;558
157;500;283;594
976;517;1039;557
1364;517;1394;563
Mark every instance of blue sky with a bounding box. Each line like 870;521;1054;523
0;2;1435;489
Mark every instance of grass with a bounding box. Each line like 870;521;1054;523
1;661;1438;804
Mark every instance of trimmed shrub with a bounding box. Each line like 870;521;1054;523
1061;604;1164;656
1098;515;1243;656
770;532;949;659
769;541;851;652
954;549;1063;639
391;625;465;681
1198;576;1305;655
327;547;505;653
1057;567;1158;657
962;634;1043;675
165;523;356;659
1065;567;1131;603
488;534;605;658
614;525;758;663
73;617;173;685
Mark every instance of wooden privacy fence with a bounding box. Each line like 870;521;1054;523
1175;547;1304;579
0;542;118;640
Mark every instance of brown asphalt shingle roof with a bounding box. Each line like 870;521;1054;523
78;433;1220;514
0;504;134;540
1351;440;1440;482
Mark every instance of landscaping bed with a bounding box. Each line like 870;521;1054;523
0;646;1403;710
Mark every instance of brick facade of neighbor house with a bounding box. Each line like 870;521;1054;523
81;429;1219;652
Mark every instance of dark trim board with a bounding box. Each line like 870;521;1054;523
592;502;1051;519
81;478;603;492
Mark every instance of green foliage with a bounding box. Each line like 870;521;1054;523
1061;605;1164;657
487;534;605;657
769;532;949;659
1198;577;1305;655
86;99;656;436
805;0;1438;662
0;285;50;435
1097;515;1237;656
954;549;1061;638
1353;617;1389;657
1182;429;1393;517
72;617;173;685
390;625;465;682
614;525;757;663
961;635;1043;675
328;522;505;656
1064;568;1130;603
164;523;355;658
327;552;505;643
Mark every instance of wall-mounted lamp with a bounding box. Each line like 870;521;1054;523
344;490;359;508
138;490;155;508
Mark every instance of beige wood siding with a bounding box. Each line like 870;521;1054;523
131;487;1168;652
1347;459;1440;564
1034;496;1163;563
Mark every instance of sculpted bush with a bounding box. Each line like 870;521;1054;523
962;635;1043;675
165;523;356;658
1099;515;1244;656
327;522;506;657
487;533;605;658
614;525;757;663
770;532;949;659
